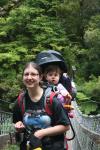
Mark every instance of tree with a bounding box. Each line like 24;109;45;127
84;15;100;78
0;0;100;101
0;0;69;100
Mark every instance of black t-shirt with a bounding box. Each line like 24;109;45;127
13;90;70;142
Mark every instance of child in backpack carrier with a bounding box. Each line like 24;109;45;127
44;64;74;117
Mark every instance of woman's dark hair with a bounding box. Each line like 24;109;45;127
23;62;42;75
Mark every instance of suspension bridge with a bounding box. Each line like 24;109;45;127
0;101;100;150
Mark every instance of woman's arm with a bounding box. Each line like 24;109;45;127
13;100;25;132
13;100;23;123
34;97;70;139
34;124;70;139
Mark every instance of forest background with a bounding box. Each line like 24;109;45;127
0;0;100;114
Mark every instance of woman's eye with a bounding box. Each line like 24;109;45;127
24;73;39;77
31;73;39;76
24;73;29;76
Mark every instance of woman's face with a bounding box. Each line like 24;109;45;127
23;64;41;89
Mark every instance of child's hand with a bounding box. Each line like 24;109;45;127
66;93;72;101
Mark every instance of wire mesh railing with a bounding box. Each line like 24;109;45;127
0;110;14;135
73;101;100;133
0;102;100;150
71;101;100;150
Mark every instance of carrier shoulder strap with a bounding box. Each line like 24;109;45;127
17;92;25;115
17;89;75;140
17;88;57;116
44;88;57;115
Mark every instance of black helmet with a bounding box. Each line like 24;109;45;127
35;51;67;72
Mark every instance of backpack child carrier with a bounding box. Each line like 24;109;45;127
17;84;75;141
17;87;57;116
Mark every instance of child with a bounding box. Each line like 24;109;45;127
36;50;72;94
44;64;74;115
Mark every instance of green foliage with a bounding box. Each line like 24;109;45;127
76;76;100;115
0;0;9;7
78;101;97;115
0;0;100;104
57;0;80;40
0;0;69;102
76;92;90;101
0;69;22;100
77;76;100;115
3;145;19;150
81;76;100;102
56;0;100;79
77;76;100;104
84;15;100;77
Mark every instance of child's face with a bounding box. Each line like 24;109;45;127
46;71;60;85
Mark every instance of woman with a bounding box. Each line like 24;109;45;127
13;62;70;150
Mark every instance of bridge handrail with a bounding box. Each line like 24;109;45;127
0;110;14;135
72;101;100;133
71;101;100;150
